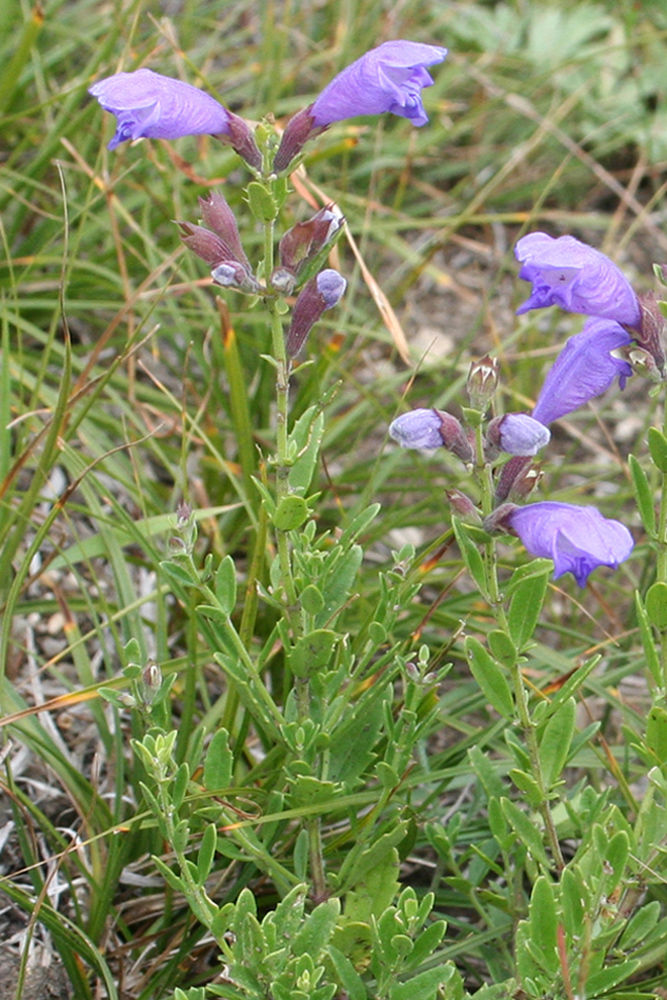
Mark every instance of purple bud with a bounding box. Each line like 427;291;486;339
532;317;633;425
286;269;346;356
310;41;448;128
89;68;232;149
273;106;323;174
389;408;447;449
389;408;473;462
507;501;633;587
467;355;499;411
446;489;481;521
495;456;542;503
515;232;641;328
635;291;666;378
199;192;251;269
276;205;344;284
487;413;550;456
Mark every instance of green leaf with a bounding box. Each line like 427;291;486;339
344;847;400;926
292;897;340;957
635;591;662;686
629;454;655;535
300;584;325;615
273;495;309;530
645;581;667;630
464;636;514;718
529;876;558;972
290;629;338;678
619;900;661;950
452;518;487;595
214;555;237;615
289;409;325;493
327;946;367;1000
160;559;199;587
509;768;543;807
605;830;629;893
561;866;585;939
172;762;190;810
390;964;457;1000
647;705;667;761
247;180;278;221
488;629;517;667
648;427;667;472
203;728;233;791
508;567;549;648
539;697;576;789
500;797;551;869
585;959;640;995
196;824;217;885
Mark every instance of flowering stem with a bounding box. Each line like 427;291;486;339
475;426;564;871
264;214;322;893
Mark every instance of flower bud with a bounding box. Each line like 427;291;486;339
446;489;481;521
495;456;542;503
466;355;499;412
634;291;666;379
219;112;263;171
180;191;259;293
486;413;550;457
199;191;251;269
142;661;163;705
273;106;326;174
274;204;344;288
483;502;520;534
389;408;474;462
286;268;346;356
211;261;260;294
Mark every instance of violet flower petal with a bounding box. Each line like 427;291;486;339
508;501;633;587
498;413;550;456
532;317;633;425
515;232;641;328
89;68;231;149
310;41;447;127
389;409;445;449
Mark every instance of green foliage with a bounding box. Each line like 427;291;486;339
1;0;667;998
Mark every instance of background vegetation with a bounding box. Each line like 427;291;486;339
1;0;667;997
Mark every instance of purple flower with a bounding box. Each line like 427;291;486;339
310;41;447;127
515;232;641;329
286;269;346;356
273;40;447;172
487;413;550;456
89;68;232;149
508;502;633;587
532;317;633;425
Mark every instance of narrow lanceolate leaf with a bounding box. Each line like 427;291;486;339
452;518;488;596
529;876;558;972
646;705;667;762
649;427;667;473
508;568;549;649
635;591;662;686
539;697;576;789
500;797;551;869
214;554;238;616
465;636;514;718
628;454;655;535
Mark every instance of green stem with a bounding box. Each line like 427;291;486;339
476;427;564;871
659;399;667;688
